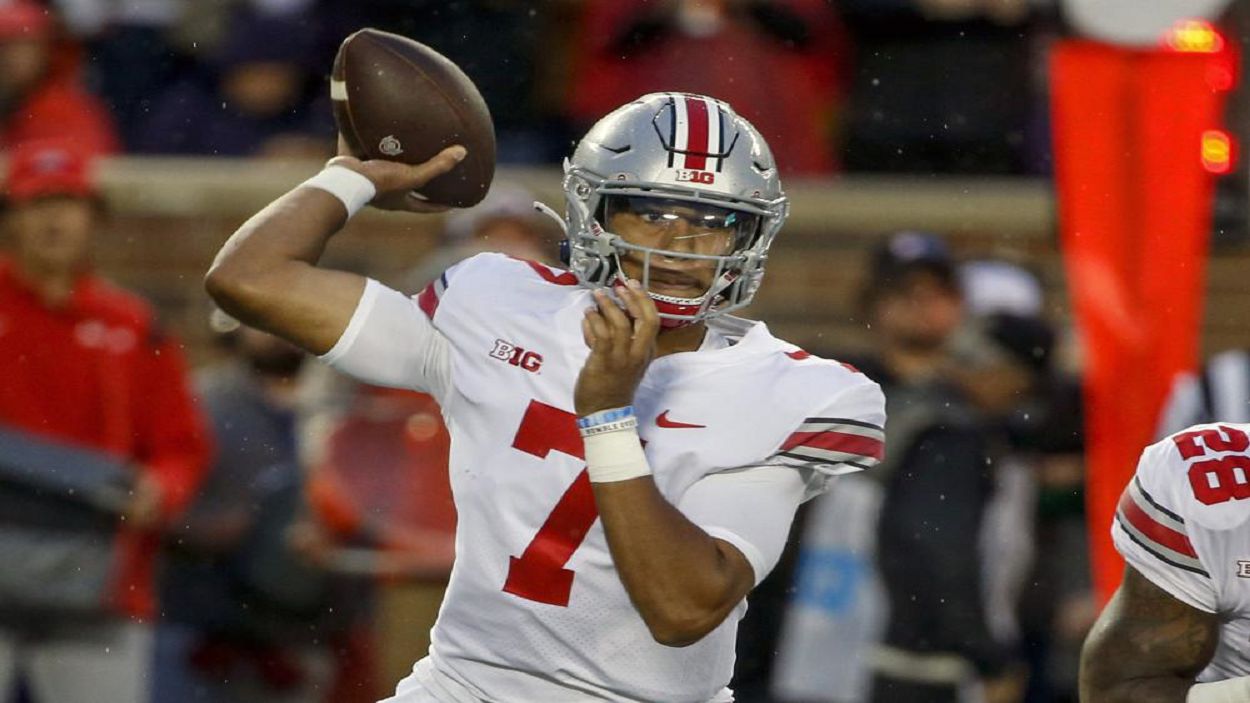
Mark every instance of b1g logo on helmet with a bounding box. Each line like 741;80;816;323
489;339;543;373
675;169;715;184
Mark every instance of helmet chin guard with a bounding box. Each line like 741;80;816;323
558;93;788;326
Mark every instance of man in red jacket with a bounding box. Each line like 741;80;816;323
0;141;210;701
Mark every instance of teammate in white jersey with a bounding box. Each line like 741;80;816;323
205;93;885;702
1081;423;1250;702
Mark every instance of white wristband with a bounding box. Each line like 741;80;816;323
1187;677;1250;703
582;426;651;483
300;165;377;219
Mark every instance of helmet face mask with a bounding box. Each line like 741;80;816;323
561;93;788;327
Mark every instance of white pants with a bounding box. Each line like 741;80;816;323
0;618;153;703
380;657;736;703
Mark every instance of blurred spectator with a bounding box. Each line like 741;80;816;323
957;260;1092;703
772;233;1015;703
1014;382;1089;703
569;0;849;175
152;315;348;703
1158;348;1250;434
839;0;1046;174
859;235;1021;703
325;0;570;164
52;0;192;150
135;6;333;158
960;259;1047;319
0;140;209;701
0;1;119;154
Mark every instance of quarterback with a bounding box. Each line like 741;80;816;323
207;93;885;702
1081;423;1250;702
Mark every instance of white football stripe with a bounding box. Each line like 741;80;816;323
702;96;721;167
794;422;885;441
330;79;348;101
1128;478;1186;533
1115;516;1205;573
671;94;689;169
783;445;881;466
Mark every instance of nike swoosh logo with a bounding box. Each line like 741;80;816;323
656;411;706;429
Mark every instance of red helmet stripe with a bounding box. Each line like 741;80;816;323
684;96;710;170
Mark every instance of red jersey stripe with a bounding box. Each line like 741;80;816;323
417;282;440;319
523;259;579;286
781;430;884;460
684;96;709;171
1118;490;1198;558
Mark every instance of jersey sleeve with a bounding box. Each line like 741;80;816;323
318;278;452;402
765;378;886;492
678;465;810;586
1112;438;1218;613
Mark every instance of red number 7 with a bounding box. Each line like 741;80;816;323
502;400;599;607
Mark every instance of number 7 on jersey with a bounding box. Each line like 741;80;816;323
503;400;599;607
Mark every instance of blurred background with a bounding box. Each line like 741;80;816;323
0;0;1245;702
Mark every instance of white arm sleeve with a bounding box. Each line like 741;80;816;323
678;465;810;586
318;278;452;401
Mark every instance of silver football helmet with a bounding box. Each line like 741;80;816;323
555;92;788;326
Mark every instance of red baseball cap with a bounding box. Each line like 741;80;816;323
0;1;51;40
5;140;96;203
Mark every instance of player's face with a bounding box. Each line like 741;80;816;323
605;196;757;299
6;196;95;277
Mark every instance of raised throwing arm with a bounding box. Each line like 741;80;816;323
205;146;465;354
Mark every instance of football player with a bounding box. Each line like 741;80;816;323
1080;423;1250;702
206;93;885;702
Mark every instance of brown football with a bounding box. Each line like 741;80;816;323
331;28;496;208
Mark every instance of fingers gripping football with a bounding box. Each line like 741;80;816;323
575;280;660;416
327;141;467;213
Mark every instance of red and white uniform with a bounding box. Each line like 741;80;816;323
322;254;886;702
1113;423;1250;682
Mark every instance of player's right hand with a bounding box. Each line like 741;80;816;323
328;135;466;213
575;280;660;416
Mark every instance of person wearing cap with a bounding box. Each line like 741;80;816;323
0;140;209;701
0;1;118;155
774;232;1019;703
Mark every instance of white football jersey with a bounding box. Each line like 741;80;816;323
325;254;886;702
1113;423;1250;682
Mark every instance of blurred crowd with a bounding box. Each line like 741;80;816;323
0;1;1234;703
0;0;1063;174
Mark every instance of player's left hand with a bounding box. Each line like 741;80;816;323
575;279;659;416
